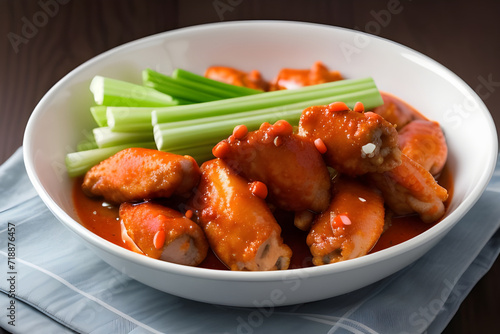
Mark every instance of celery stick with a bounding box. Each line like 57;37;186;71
90;76;179;107
143;69;220;103
65;142;157;177
90;106;108;127
77;139;98;151
154;107;302;151
143;81;199;104
93;127;154;148
172;68;263;98
154;88;380;132
152;78;377;124
106;107;156;132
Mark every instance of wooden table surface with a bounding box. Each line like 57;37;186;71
1;1;499;332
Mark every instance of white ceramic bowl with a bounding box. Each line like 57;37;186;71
23;21;497;307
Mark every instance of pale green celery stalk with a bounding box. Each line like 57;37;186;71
90;106;108;127
154;107;302;151
152;78;377;124
65;142;157;177
89;75;179;107
93;127;154;148
106;107;156;132
153;86;382;151
77;139;98;151
143;69;220;103
154;88;380;132
172;68;263;98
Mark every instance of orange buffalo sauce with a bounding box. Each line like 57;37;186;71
72;177;122;246
72;165;453;270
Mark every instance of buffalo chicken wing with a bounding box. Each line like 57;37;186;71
82;148;200;204
190;159;292;271
204;66;269;91
368;154;448;223
212;120;331;214
299;102;401;176
307;176;385;265
120;202;208;266
269;61;343;91
398;120;448;176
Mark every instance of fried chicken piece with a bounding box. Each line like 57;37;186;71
119;202;208;266
212;120;331;215
398;120;448;176
204;66;269;91
372;92;424;129
82;148;200;204
298;102;401;176
368;154;449;223
307;176;385;265
190;159;292;271
269;61;343;90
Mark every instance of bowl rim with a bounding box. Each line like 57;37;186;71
23;20;498;282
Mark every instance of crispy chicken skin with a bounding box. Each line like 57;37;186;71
368;154;448;223
190;159;292;271
82;148;200;204
298;103;402;176
307;176;385;265
119;202;208;266
212;120;331;214
372;92;424;129
204;66;269;91
398;120;448;176
269;61;343;91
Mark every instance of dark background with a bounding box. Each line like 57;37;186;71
1;0;499;332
